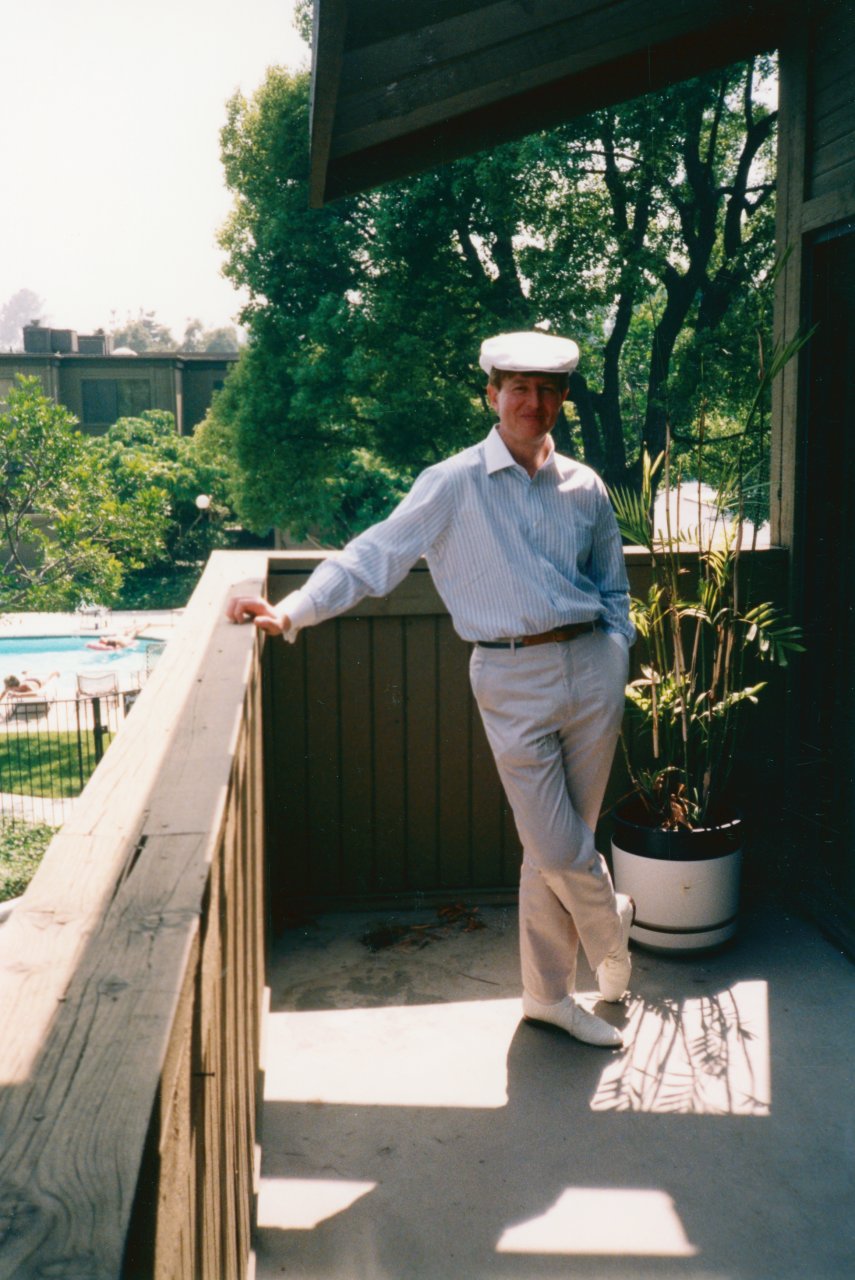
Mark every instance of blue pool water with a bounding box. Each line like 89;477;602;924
0;635;160;697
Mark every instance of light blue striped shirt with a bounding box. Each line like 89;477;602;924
277;427;634;644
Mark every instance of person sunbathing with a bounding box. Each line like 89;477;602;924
85;628;139;651
1;672;60;699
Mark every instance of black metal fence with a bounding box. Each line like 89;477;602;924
0;683;146;826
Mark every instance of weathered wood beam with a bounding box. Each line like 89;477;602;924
341;0;607;92
334;0;753;149
309;0;349;208
318;5;784;203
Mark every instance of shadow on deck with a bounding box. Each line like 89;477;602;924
255;903;854;1280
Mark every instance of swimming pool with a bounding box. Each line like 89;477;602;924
0;635;162;697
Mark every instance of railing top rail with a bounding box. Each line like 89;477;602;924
0;550;268;1279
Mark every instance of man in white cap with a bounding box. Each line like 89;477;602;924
228;331;635;1048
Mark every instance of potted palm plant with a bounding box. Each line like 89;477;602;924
609;342;805;952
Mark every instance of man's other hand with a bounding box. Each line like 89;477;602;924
226;596;290;636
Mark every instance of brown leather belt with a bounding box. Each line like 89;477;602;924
475;622;595;650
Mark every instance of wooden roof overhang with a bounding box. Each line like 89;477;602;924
309;0;793;207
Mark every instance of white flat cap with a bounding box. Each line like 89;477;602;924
479;330;579;376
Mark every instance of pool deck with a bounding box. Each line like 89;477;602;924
0;611;182;828
0;608;182;641
0;609;180;704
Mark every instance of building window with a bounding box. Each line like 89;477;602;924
82;378;151;425
82;380;117;424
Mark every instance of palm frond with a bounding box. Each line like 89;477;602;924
610;485;653;548
742;604;806;665
609;451;663;548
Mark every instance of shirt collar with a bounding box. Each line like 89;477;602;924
484;425;557;476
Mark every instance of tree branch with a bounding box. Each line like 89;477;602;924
705;75;728;172
455;227;487;285
722;107;777;257
489;225;528;311
600;113;629;239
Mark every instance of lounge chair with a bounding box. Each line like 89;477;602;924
1;678;59;721
76;672;119;698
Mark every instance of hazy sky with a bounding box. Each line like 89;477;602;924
1;0;307;341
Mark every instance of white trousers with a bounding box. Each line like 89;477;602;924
469;628;629;1003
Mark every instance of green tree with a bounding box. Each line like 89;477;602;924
203;57;777;543
200;68;383;541
293;0;312;45
95;410;233;566
551;64;777;482
0;378;169;609
181;318;242;353
110;308;176;352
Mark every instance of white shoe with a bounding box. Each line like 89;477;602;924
522;992;623;1048
596;893;635;1002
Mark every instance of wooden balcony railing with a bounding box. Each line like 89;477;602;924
0;545;790;1277
0;550;270;1280
265;547;791;918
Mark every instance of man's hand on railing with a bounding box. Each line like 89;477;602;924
226;596;291;636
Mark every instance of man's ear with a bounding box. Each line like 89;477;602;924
486;382;499;410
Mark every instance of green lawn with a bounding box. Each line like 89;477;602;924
0;821;55;902
0;729;112;798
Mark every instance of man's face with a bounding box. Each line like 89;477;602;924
487;372;568;443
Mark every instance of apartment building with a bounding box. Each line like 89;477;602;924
0;325;236;434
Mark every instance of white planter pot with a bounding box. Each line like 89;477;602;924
611;807;743;953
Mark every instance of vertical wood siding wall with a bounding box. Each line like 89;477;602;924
773;0;855;951
772;0;855;548
809;0;855;199
266;549;790;915
0;552;269;1280
266;561;518;914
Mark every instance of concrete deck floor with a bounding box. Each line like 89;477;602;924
254;903;855;1280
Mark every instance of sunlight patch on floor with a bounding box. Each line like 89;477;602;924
263;997;521;1108
591;980;770;1114
496;1188;698;1256
257;1177;376;1230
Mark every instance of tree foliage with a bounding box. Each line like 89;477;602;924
181;318;242;353
110;308;176;352
0;289;45;351
95;410;233;565
0;382;236;610
0;377;169;609
108;309;242;355
202;56;778;543
525;65;777;484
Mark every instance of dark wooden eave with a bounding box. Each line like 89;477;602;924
309;0;792;207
